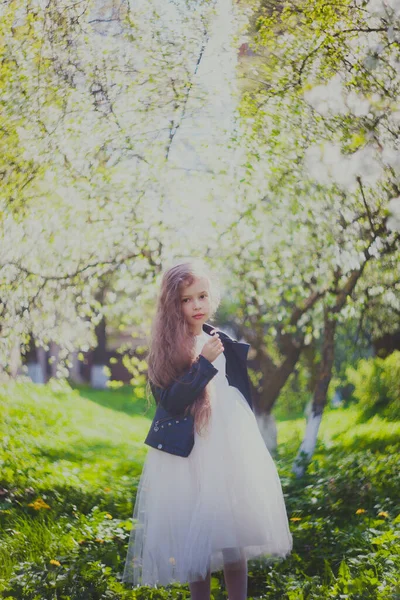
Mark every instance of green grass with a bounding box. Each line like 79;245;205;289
1;380;150;488
277;404;400;456
0;380;399;599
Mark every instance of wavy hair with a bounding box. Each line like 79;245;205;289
146;259;221;436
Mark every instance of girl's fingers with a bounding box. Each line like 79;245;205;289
208;330;224;352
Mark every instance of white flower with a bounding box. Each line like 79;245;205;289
387;197;400;231
381;148;400;173
350;146;383;186
345;91;370;117
367;0;400;17
304;143;383;189
303;74;346;116
304;144;331;185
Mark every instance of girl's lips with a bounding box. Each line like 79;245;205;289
193;314;204;319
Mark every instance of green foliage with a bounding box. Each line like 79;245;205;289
1;382;399;599
273;363;311;420
236;0;400;355
346;351;400;421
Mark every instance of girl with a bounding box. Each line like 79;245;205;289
122;260;292;599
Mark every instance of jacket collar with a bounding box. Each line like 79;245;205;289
202;322;236;344
202;322;250;363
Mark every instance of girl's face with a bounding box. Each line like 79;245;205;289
180;276;211;332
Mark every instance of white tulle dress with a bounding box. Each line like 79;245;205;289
122;330;293;588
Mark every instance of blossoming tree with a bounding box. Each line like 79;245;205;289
213;0;400;470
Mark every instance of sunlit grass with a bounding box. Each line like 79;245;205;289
0;380;149;489
0;381;399;598
278;403;400;458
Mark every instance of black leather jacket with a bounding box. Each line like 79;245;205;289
144;322;253;457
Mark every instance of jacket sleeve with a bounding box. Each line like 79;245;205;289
149;354;218;415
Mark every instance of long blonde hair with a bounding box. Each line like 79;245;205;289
146;259;221;435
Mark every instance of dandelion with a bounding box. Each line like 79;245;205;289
290;517;302;522
50;559;61;566
378;511;389;518
28;498;51;510
105;513;113;519
169;556;176;565
104;487;111;492
95;538;105;543
356;508;366;515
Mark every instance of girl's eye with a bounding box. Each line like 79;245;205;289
182;294;207;303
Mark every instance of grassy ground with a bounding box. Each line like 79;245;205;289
0;379;399;599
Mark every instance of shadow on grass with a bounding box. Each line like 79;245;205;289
70;383;155;420
35;439;137;465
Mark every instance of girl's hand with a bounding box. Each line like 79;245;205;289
200;329;224;363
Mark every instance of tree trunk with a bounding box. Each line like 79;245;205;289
259;343;303;413
254;342;303;450
49;342;60;378
293;308;337;477
91;314;109;389
69;350;84;384
255;412;278;453
24;334;45;383
27;359;45;384
9;339;22;378
292;260;374;475
237;288;324;449
302;341;319;394
37;347;48;383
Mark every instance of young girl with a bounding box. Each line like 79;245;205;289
122;260;292;599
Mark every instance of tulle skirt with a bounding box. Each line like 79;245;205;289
122;382;293;588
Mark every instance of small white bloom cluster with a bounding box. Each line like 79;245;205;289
304;143;383;190
387;197;400;231
366;0;400;17
303;74;370;117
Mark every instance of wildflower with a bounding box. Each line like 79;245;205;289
169;557;176;565
290;517;302;522
356;508;366;515
95;538;105;543
104;487;111;492
50;559;61;566
28;498;51;510
105;513;113;519
378;511;389;518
